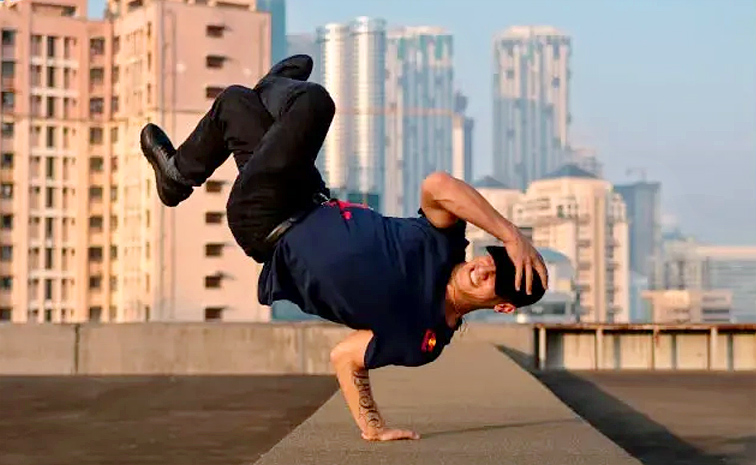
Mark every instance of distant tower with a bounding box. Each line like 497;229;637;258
317;17;386;210
256;0;287;63
385;27;454;216
492;26;571;190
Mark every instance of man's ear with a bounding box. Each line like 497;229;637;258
494;302;516;314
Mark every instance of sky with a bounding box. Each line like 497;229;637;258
89;0;756;245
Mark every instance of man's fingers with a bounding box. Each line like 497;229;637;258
537;261;549;289
387;430;420;441
513;258;522;291
525;259;533;295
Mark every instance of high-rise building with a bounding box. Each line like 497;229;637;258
317;17;386;211
256;0;287;64
513;165;630;323
451;92;474;184
385;26;454;216
0;0;272;323
492;26;571;190
615;181;662;277
564;146;602;178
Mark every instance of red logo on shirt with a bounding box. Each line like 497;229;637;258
421;329;437;353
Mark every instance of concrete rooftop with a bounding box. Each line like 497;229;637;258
1;341;754;465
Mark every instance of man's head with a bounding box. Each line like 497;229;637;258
449;246;546;314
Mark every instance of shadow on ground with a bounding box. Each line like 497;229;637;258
498;346;755;465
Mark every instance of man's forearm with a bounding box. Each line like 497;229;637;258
429;174;520;242
334;361;385;435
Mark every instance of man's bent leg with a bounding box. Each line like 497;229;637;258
225;83;335;262
173;85;274;186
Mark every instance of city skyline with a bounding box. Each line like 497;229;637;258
99;0;756;246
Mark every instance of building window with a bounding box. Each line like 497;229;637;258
89;306;102;322
1;61;14;80
31;35;42;56
46;66;56;87
205;180;223;193
0;246;11;261
89;186;103;200
204;275;222;288
44;187;54;208
45;127;55;148
206;55;225;69
45;157;54;178
89;276;102;289
0;307;10;321
89;157;104;172
44;248;53;269
1;214;12;229
205;212;224;224
90;37;105;56
205;243;224;257
1;92;14;111
46;36;57;58
89;98;104;116
0;183;12;199
45;218;53;239
1;122;12;138
110;245;117;259
204;307;224;321
205;86;224;99
1;153;12;168
206;25;224;38
89;216;103;231
89;67;104;86
46;96;56;118
88;246;103;262
1;29;16;46
111;96;119;113
89;127;103;145
0;276;11;290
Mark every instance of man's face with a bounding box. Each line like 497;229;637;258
457;255;516;313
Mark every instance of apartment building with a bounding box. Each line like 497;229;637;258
512;165;630;323
0;0;272;323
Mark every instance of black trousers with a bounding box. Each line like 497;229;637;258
172;81;335;263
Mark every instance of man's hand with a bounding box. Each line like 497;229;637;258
362;428;420;441
503;231;549;294
330;331;420;442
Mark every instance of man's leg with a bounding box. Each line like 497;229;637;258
226;82;335;262
140;55;314;207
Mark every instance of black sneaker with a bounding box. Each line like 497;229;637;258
139;123;193;207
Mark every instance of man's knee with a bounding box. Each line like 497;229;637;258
215;85;253;106
301;84;335;120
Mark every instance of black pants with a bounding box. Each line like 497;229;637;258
172;81;335;263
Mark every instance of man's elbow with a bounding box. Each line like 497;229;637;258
421;171;455;196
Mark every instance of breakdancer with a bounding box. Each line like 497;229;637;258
140;55;548;442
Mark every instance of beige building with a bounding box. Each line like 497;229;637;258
0;0;272;323
512;165;630;322
642;289;732;323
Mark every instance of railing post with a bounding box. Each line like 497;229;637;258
709;326;718;370
538;326;547;370
595;327;604;370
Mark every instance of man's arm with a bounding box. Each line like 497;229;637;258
420;171;518;242
420;171;548;293
330;330;420;441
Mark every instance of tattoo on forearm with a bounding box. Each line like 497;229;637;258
352;369;383;429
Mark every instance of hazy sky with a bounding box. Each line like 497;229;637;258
89;0;756;245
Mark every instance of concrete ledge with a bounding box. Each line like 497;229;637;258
0;324;77;374
253;342;641;465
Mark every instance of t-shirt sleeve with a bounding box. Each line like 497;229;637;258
416;207;469;262
364;331;442;370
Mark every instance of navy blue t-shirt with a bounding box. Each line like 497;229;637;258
258;201;468;369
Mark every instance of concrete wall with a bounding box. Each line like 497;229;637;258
537;325;756;371
0;325;77;374
1;322;754;375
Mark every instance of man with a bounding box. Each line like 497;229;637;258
140;55;548;442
